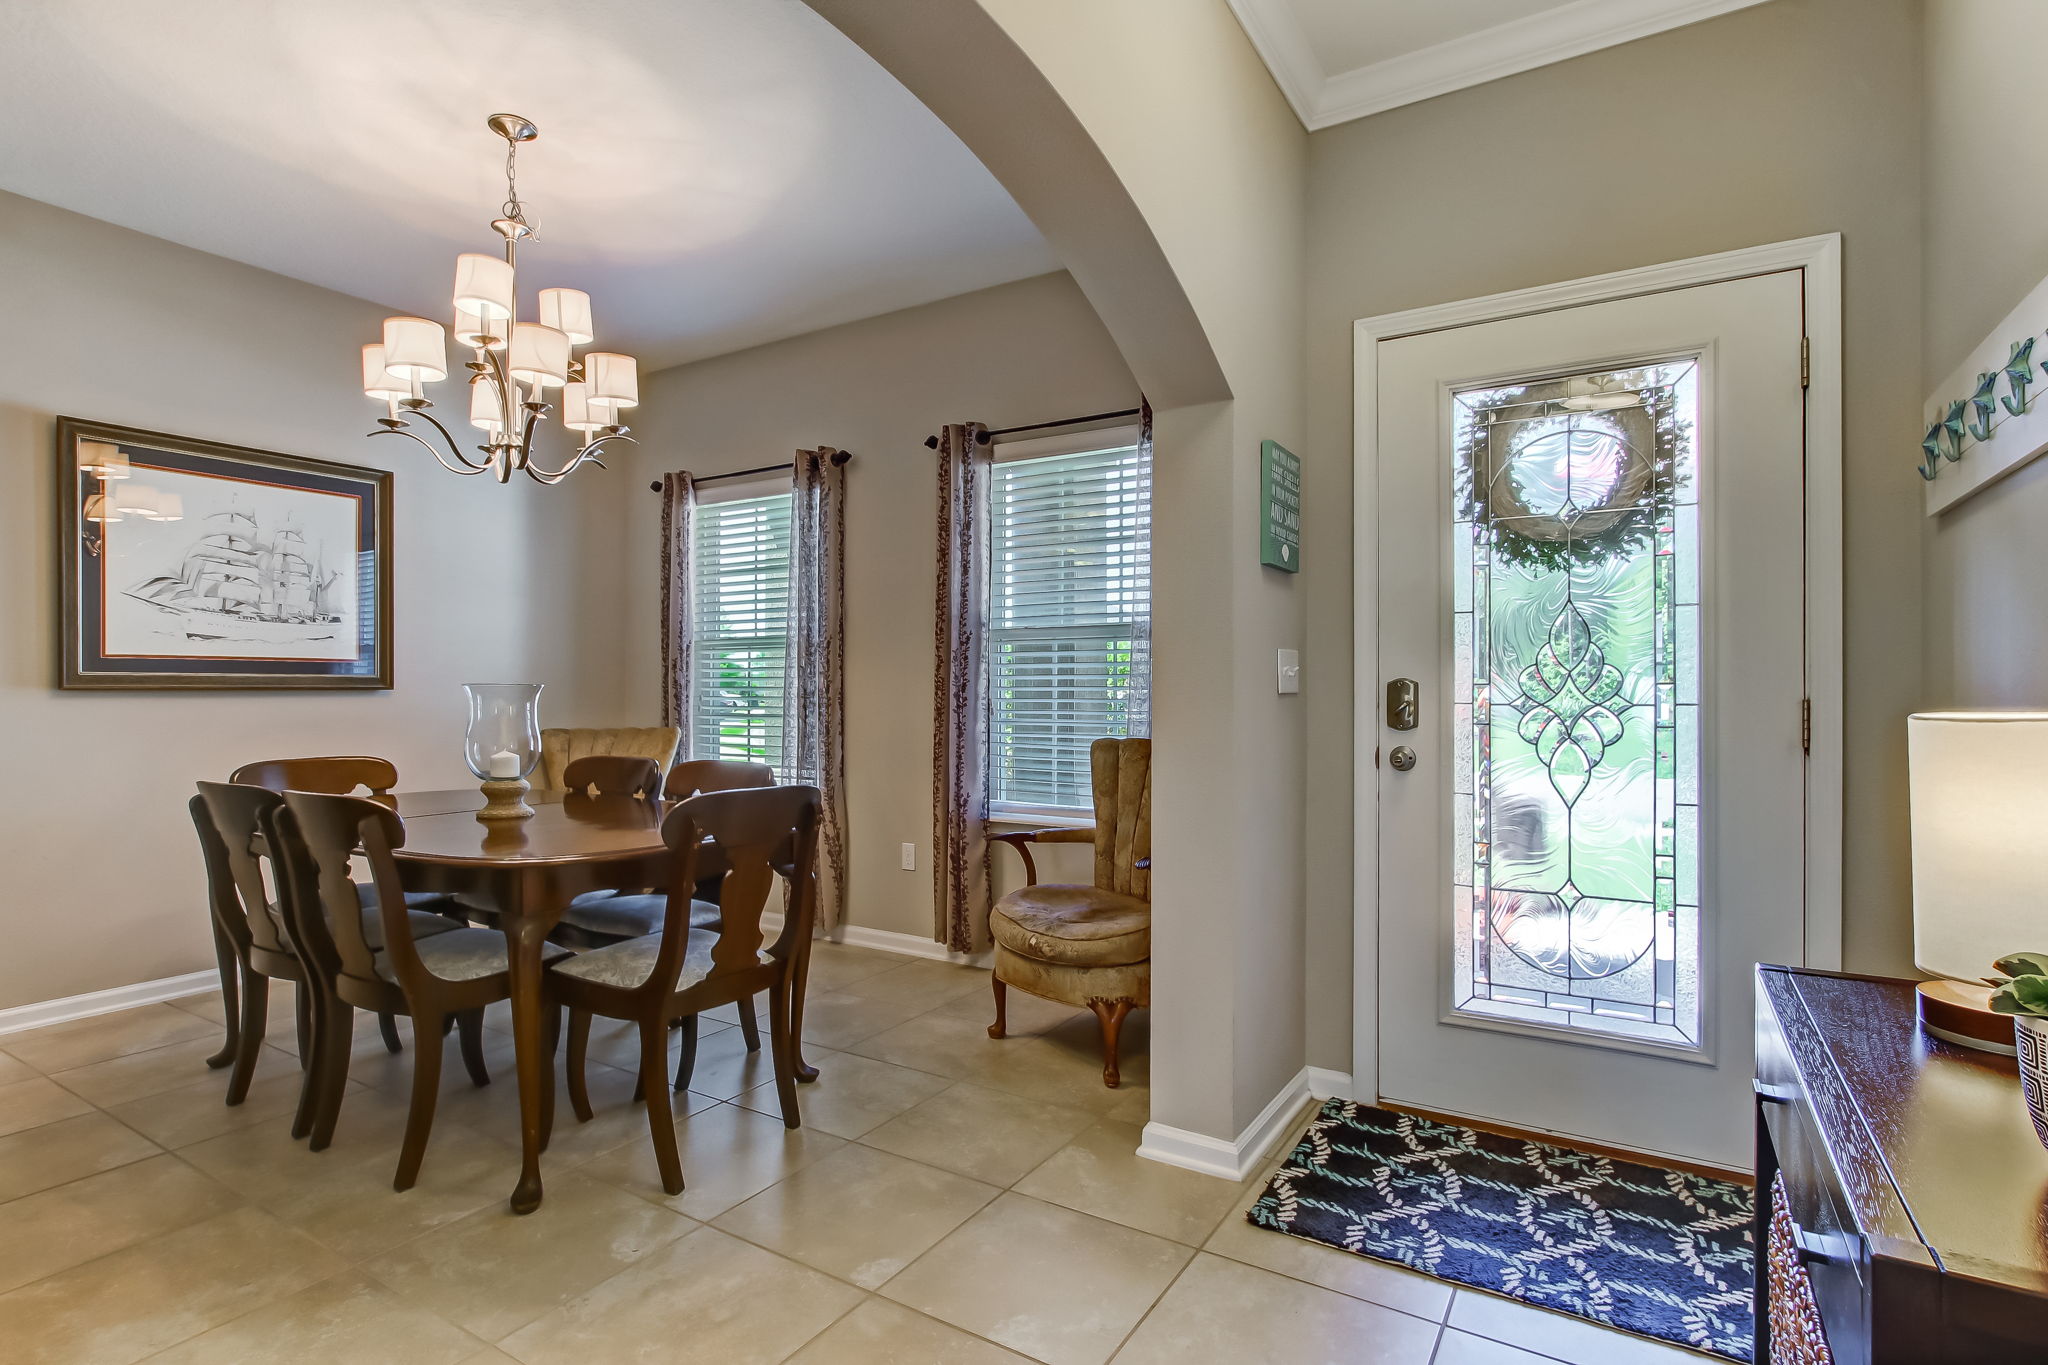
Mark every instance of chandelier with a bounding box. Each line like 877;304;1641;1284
360;114;637;485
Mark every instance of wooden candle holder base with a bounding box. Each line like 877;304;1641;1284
477;777;534;823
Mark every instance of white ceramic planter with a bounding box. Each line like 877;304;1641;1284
2015;1015;2048;1148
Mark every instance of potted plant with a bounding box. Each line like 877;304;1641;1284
1989;952;2048;1145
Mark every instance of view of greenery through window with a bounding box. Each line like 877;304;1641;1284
988;439;1152;813
690;492;791;771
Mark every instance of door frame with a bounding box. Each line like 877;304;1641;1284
1350;234;1843;1109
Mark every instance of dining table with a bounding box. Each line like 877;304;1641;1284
386;787;816;1214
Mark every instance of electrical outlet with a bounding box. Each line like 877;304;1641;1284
900;842;917;871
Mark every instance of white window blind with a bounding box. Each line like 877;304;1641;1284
690;492;792;771
988;438;1152;815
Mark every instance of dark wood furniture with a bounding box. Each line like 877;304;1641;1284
664;758;776;799
190;788;314;1121
389;789;682;1212
229;755;400;796
268;790;566;1189
1755;965;2048;1363
562;755;664;799
226;755;461;1055
549;785;822;1195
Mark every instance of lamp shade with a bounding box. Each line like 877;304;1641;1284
509;323;570;388
148;492;183;522
454;306;506;350
76;440;129;479
469;377;505;432
582;352;637;409
453;253;515;321
361;344;411;402
560;381;604;432
381;317;448;383
538;288;593;345
1909;712;2048;981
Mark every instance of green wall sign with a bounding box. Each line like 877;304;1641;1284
1260;439;1301;572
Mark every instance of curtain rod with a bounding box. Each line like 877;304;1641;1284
647;449;853;492
923;406;1142;450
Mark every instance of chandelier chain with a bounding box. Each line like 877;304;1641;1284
501;140;533;236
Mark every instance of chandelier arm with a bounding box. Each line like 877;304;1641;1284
403;405;477;464
368;425;490;476
522;431;633;484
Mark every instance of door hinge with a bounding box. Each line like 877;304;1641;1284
1801;698;1812;755
1800;336;1811;389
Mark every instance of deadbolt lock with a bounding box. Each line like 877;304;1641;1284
1389;746;1417;772
1386;678;1419;732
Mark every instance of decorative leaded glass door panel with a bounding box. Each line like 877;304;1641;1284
1374;272;1808;1171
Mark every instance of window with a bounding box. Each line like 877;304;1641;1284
987;429;1151;817
690;489;791;770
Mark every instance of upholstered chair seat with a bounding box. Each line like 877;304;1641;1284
988;737;1152;1088
375;928;569;985
551;927;773;991
557;893;721;942
989;887;1149;966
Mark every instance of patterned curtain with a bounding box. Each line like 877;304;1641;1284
932;422;992;952
657;471;697;735
788;448;849;931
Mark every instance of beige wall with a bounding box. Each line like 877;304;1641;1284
1300;0;1926;1072
1923;0;2048;705
965;0;1311;1140
0;192;625;1010
616;272;1139;938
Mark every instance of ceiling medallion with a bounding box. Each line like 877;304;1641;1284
359;114;637;485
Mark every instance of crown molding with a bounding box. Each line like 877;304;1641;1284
1228;0;1774;131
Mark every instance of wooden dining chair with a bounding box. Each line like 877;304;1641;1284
550;785;821;1195
190;788;315;1126
226;756;464;1057
663;758;776;800
561;754;664;799
267;789;571;1188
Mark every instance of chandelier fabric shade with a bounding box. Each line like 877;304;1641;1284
509;323;571;388
361;344;411;402
360;114;638;485
381;318;448;383
539;288;594;345
582;352;638;409
454;254;516;322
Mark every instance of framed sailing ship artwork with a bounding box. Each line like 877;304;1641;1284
57;418;393;689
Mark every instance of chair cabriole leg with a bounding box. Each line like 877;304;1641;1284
565;1008;594;1123
227;973;269;1107
989;975;1007;1039
394;1009;444;1190
1088;998;1133;1089
639;1018;684;1195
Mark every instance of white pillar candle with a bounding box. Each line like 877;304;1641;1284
488;749;521;779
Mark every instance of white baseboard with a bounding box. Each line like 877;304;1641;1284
1305;1067;1355;1101
766;913;992;968
1138;1066;1323;1182
0;916;987;1044
0;970;218;1038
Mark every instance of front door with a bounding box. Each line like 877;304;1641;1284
1374;270;1808;1170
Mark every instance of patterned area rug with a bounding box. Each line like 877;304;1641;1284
1249;1100;1754;1361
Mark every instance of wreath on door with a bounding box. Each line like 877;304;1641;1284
1455;376;1689;574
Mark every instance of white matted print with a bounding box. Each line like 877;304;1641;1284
104;465;360;661
59;417;392;689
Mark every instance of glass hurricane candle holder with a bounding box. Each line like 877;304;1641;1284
464;682;542;822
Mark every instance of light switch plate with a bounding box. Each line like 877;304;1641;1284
900;842;917;871
1277;648;1301;694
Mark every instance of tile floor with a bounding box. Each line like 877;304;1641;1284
0;941;1710;1364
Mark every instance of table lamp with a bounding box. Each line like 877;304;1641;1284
1909;711;2048;1053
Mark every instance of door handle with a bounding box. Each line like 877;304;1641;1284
1387;679;1419;731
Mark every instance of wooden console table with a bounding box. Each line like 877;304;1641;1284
1755;965;2048;1362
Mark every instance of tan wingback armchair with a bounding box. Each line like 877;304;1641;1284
988;737;1150;1088
539;727;681;792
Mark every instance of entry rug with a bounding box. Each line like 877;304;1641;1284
1248;1100;1754;1361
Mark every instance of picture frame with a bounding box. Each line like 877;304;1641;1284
57;417;393;689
